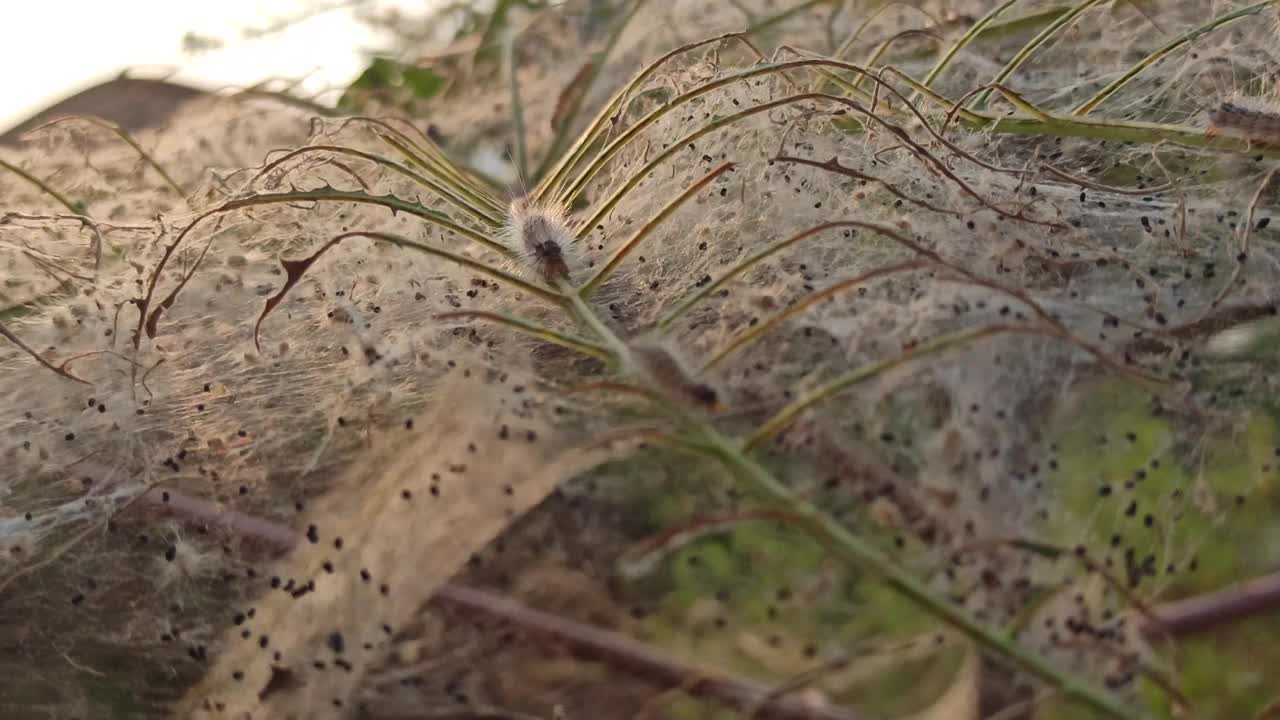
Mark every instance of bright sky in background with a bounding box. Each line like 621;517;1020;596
1;0;442;131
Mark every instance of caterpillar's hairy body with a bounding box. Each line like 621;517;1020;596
508;198;574;284
1207;101;1280;146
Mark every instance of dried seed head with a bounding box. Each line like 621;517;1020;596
626;337;721;412
508;198;575;285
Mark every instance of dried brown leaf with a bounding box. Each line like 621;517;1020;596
178;375;628;719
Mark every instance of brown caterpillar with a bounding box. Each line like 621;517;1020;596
507;197;574;285
1206;101;1280;146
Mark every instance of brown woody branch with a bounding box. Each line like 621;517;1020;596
138;487;861;720
137;486;1280;680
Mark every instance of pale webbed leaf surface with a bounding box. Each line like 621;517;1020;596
2;2;1280;719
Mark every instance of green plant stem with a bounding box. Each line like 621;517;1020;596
333;232;562;303
531;0;650;184
899;72;1279;156
194;187;513;258
574;91;837;238
857;7;1076;78
338;116;507;216
0;158;81;213
701;260;927;370
829;0;907;64
706;439;1140;720
376;132;508;219
252;144;503;228
472;0;526;67
558;54;1028;214
744;0;833;35
921;0;1021;89
657;221;871;331
136;188;521;345
435;310;612;362
963;112;1274;155
32;116;187;204
504;28;529;183
560;275;1139;720
1073;0;1278;116
861;28;941;75
744;324;1043;448
566;286;629;361
559;59;825;207
579;162;734;296
973;0;1106;110
537;32;756;206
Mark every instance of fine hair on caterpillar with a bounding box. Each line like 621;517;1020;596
507;197;576;285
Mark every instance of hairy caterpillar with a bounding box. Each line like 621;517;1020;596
508;197;575;284
1207;101;1280;146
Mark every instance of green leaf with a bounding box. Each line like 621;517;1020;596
339;58;447;111
830;115;866;135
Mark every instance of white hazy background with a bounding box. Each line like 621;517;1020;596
1;0;447;132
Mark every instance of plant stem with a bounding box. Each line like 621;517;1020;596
963;112;1275;155
973;0;1107;110
745;0;834;35
0;158;81;213
561;271;1140;720
1073;1;1278;116
704;438;1141;720
30;116;188;205
505;28;528;183
580;162;734;296
253;144;503;228
531;0;650;184
920;0;1021;90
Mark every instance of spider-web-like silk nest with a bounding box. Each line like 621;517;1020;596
176;376;626;718
512;49;1279;694
3;2;1280;716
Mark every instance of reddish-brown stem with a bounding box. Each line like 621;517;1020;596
137;486;1280;672
1148;571;1280;638
137;487;862;720
432;585;863;720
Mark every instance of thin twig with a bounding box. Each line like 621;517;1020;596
0;157;81;213
983;690;1057;720
26;115;188;204
1039;162;1173;197
435;585;864;720
142;476;1280;705
1149;569;1280;637
1200;167;1278;318
367;704;550;720
140;485;301;549
774;155;960;215
1;211;116;272
1125;301;1280;357
135;488;863;720
746;654;854;719
0;318;90;384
